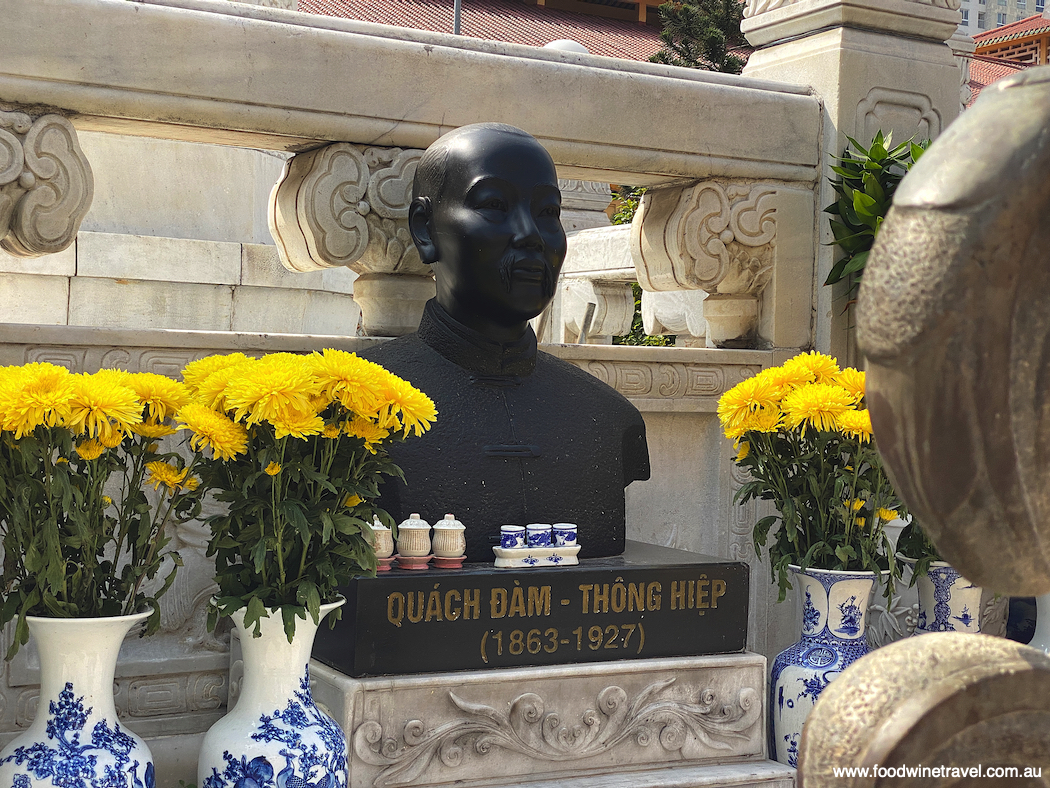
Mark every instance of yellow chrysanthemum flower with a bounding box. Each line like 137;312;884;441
345;415;390;454
735;441;750;461
856;517;866;528
99;430;124;449
309;349;383;417
224;355;320;428
753;364;813;397
181;353;254;395
781;383;854;434
183;476;200;492
783;351;840;385
837;409;873;443
55;457;69;464
0;362;75;438
742;404;782;434
176;402;249;461
834;368;866;404
101;495;113;507
322;423;342;439
850;498;866;511
91;368;131;387
877;507;898;523
717;374;781;438
131;420;178;439
66;373;143;443
76;438;105;460
145;460;189;491
126;373;191;422
381;375;437;437
264;461;281;476
195;365;249;414
343;493;363;508
271;408;325;441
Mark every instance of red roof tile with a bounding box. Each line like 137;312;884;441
299;0;665;61
973;12;1050;45
967;56;1029;105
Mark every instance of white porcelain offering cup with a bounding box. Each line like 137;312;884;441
526;523;553;548
500;525;525;549
553;523;578;546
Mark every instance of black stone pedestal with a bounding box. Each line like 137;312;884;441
313;541;749;677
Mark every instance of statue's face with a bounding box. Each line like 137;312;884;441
427;133;566;330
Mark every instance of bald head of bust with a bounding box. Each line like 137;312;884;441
408;124;567;344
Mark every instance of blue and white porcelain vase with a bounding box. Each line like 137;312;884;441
901;557;1001;635
770;566;878;767
0;612;155;788
198;599;348;788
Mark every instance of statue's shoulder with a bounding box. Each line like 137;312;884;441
534;349;643;422
361;333;437;371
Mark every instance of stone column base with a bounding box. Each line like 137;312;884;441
354;272;435;337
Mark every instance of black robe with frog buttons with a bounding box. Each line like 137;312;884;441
363;299;651;562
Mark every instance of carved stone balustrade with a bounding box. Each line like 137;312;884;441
631;181;813;348
0;110;92;258
269;142;433;336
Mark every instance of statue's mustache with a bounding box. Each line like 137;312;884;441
498;252;556;298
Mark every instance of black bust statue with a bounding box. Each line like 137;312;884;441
363;123;650;561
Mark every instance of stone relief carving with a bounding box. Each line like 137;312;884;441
353;679;760;788
558;179;613;212
745;0;958;16
0;111;93;258
728;462;756;563
742;0;793;18
855;88;942;146
565;359;762;410
634;182;775;295
269;142;430;277
641;290;707;344
631;182;776;347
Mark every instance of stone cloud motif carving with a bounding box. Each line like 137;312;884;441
353;679;760;788
0;111;93;258
269;142;430;277
631;182;777;346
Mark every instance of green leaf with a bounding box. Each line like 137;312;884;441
840;250;870;278
244;595;268;638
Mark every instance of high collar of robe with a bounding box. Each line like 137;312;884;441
417;299;538;378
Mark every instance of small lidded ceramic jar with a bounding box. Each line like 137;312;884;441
370;514;394;559
396;513;431;557
432;513;466;558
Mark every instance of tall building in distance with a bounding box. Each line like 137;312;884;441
958;0;1047;34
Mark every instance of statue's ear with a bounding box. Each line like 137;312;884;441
409;197;438;264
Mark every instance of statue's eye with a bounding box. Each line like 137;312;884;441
539;204;561;218
477;197;507;211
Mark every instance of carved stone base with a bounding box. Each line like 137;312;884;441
310;653;785;788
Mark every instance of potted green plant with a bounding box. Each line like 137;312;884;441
0;362;198;787
717;350;906;766
178;349;435;788
824;131;929;293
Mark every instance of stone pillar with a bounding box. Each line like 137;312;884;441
949;31;976;111
269;142;435;337
0;110;93;258
740;0;963;360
